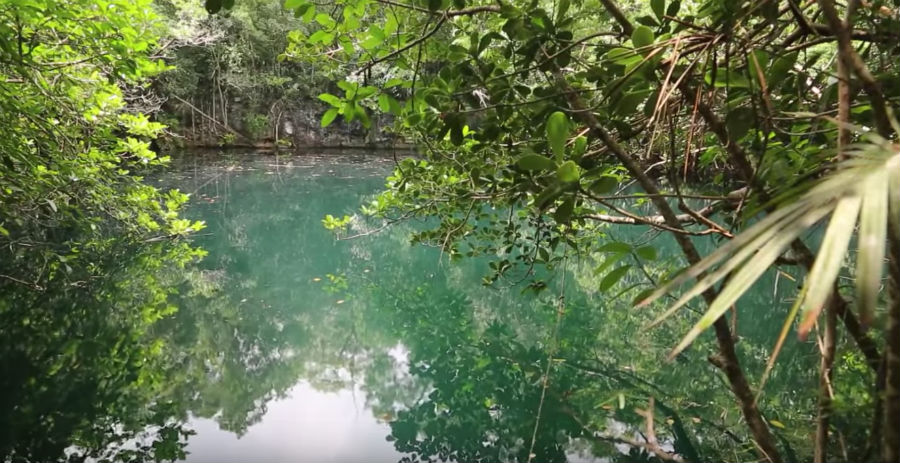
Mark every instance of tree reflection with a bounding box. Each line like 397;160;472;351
1;159;829;462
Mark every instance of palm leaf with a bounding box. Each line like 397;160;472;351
797;196;861;337
855;168;888;326
642;135;897;360
667;205;831;359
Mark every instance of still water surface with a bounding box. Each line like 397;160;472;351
164;154;812;462
1;153;817;463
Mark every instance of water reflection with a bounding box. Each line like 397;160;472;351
0;153;822;463
185;383;398;462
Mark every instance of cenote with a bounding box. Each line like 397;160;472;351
1;152;827;462
4;1;897;461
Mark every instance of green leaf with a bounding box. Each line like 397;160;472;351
556;161;579;183
377;94;391;112
615;90;651;116
293;2;312;17
798;196;861;336
517;154;556;171
284;0;306;8
555;0;570;23
572;136;587;159
631;26;655;52
642;202;827;322
632;288;654;306
321;108;339;127
597;242;632;254
666;0;681;16
856;168;888;325
606;48;640;65
589;176;618;194
636;15;659;27
664;205;831;358
444;113;465;146
546;111;569;160
204;0;223;13
554;197;575;223
318;93;342;107
599;265;631;292
635;246;657;260
725;107;755;140
355;104;371;129
650;0;665;20
428;0;443;12
535;183;565;210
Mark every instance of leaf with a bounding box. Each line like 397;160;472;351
597;242;631;253
336;80;356;95
572;136;587;159
666;215;820;360
46;198;57;213
351;105;369;128
600;265;631;292
204;0;223;13
517;154;555;171
856;168;887;326
666;0;681;16
725;106;755;140
589;176;618;194
636;246;657;260
284;0;305;8
556;161;579;183
632;288;654;307
535;183;565;210
798;195;861;337
606;48;640;65
321;108;339;127
615;90;651;116
447;114;465;145
631;26;655;52
318;93;341;107
767;52;797;86
377;94;390;112
555;0;570;23
636;15;659;26
646;205;829;329
651;0;665;20
546;111;569;160
638;199;811;310
554;197;575;224
428;0;443;12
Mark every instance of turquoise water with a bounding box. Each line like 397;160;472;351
0;153;820;462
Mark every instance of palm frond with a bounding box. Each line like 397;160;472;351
640;137;899;360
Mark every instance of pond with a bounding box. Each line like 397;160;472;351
0;153;821;463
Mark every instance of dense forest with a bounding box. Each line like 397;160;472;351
1;0;898;461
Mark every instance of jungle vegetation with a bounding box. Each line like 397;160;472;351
1;0;899;461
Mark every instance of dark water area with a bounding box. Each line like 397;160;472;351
0;152;821;463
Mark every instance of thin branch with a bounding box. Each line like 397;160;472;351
356;15;446;75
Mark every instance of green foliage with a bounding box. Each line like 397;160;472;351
287;0;900;459
0;0;206;459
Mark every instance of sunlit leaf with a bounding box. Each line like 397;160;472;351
798;195;861;337
546;112;569;161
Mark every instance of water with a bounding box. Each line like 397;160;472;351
0;153;821;463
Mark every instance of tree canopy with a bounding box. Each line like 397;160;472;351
273;0;900;460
